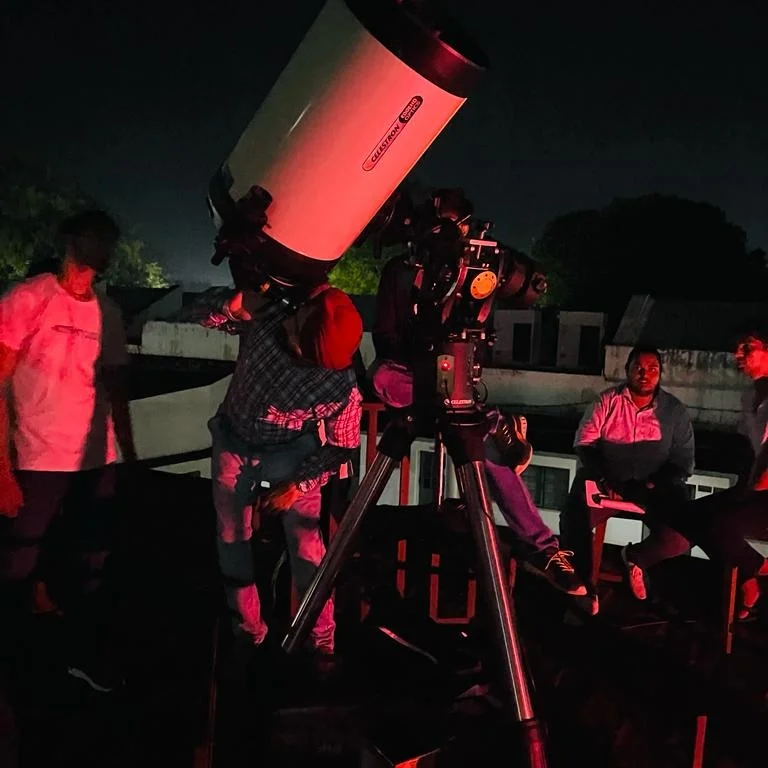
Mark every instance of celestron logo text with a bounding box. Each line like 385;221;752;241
363;96;423;171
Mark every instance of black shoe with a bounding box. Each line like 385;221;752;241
219;633;263;685
307;647;339;683
489;413;533;474
526;550;588;596
68;653;124;693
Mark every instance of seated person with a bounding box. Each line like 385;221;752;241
665;327;768;619
560;346;695;601
370;191;587;599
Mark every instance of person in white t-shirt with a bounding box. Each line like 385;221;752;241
0;210;136;693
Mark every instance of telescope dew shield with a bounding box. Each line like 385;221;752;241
209;0;488;283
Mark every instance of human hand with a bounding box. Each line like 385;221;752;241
262;483;303;513
224;290;262;322
0;467;23;517
617;479;651;505
753;470;768;492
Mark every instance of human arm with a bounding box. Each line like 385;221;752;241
742;383;768;491
749;441;768;491
372;257;408;362
648;406;695;488
103;367;137;463
295;387;362;493
263;388;363;510
0;283;40;515
0;344;23;516
199;289;265;334
573;393;613;485
100;302;137;463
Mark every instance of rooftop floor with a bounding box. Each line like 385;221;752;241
3;468;767;768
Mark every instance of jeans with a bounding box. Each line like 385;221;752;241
0;466;118;655
666;486;768;577
209;417;335;650
560;467;691;586
370;359;559;559
0;466;117;590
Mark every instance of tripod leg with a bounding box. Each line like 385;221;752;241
456;461;549;766
456;461;534;718
282;450;400;654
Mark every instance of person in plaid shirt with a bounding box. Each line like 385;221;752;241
204;284;363;669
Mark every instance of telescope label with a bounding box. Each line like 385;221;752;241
363;96;423;171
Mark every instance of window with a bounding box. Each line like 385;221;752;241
577;325;601;370
522;466;570;510
512;323;532;364
418;450;435;504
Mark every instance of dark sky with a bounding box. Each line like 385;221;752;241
2;0;765;286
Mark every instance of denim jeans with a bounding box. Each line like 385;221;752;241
370;359;559;558
560;467;692;586
666;485;768;577
0;466;119;659
0;467;116;587
209;416;335;650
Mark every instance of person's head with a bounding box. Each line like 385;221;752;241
58;210;120;276
625;345;663;397
734;325;768;381
434;188;473;237
297;287;363;370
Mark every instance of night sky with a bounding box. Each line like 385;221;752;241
2;0;765;286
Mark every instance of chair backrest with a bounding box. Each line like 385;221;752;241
584;479;645;515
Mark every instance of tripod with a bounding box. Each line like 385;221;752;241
281;339;550;767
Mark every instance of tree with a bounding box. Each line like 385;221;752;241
531;194;768;318
328;240;385;295
329;176;435;295
105;238;169;289
0;158;169;288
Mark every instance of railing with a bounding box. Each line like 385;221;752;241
360;403;410;600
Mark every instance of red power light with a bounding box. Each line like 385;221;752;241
440;359;452;371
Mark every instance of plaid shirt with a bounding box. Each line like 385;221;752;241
215;300;361;492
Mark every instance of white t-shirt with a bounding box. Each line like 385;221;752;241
0;274;129;472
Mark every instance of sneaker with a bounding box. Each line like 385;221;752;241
31;581;63;616
491;413;533;475
68;654;124;693
527;550;588;596
621;545;647;601
219;632;266;684
307;645;339;682
738;577;761;620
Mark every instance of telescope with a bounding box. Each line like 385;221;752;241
208;0;487;304
208;2;549;765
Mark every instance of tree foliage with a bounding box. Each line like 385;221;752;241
532;194;767;317
329;176;434;296
0;158;169;288
329;240;395;296
105;238;170;289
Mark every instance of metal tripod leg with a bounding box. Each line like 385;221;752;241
455;461;549;766
282;449;400;654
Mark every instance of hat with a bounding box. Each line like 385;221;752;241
298;288;363;370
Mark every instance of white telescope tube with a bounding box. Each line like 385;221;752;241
209;0;488;285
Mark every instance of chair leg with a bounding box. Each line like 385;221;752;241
591;521;608;589
508;559;518;592
692;714;707;768
723;566;738;655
